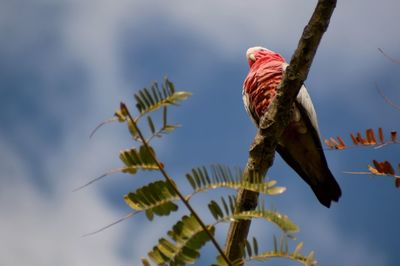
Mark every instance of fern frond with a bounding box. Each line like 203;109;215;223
147;214;215;265
242;237;317;266
208;195;299;235
124;180;179;220
119;145;159;174
134;78;191;115
186;165;285;198
213;237;315;266
324;127;399;150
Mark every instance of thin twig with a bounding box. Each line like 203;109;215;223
89;117;119;138
120;103;232;266
375;83;400;111
378;48;400;64
146;124;180;143
73;168;124;192
81;211;136;237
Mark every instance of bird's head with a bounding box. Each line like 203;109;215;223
246;46;285;67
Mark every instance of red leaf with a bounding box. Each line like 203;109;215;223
350;133;358;145
378;127;384;143
391;131;397;142
337;136;346;149
382;161;395;176
373;160;383;173
366;128;376;145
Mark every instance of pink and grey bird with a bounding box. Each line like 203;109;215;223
243;46;341;207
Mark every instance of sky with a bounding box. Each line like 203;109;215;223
1;1;400;265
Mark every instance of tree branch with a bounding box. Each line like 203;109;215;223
224;0;337;263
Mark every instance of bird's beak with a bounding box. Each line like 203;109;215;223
248;53;256;62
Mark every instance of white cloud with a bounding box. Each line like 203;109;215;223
0;138;128;266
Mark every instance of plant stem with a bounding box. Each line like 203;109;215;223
121;103;232;266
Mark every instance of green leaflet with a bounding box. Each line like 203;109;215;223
186;165;286;196
232;210;298;234
134;78;191;115
141;257;151;266
124;180;179;221
208;195;299;235
147;214;215;265
240;237;318;266
119;145;159;174
112;79;189;141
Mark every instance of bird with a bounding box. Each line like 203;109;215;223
242;46;341;208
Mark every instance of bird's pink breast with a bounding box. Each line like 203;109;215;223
244;57;285;120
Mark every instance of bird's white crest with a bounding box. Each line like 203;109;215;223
246;46;271;61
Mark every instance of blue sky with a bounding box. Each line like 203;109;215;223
1;1;400;265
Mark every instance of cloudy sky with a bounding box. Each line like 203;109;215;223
1;1;400;265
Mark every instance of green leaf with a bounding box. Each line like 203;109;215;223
293;242;304;256
243;236;317;266
186;165;285;196
186;173;196;190
119;145;159;174
134;94;146;113
208;200;224;220
163;124;180;133
143;88;155;106
168;91;192;102
246;239;252;258
221;196;229;215
266;186;287;195
163;106;167;127
209;195;299;234
306;251;316;265
148;214;214;265
138;89;152;109
114;109;127;122
253;237;259;255
147;116;156;135
141;257;151;266
134;78;191;115
124;180;179;220
166;78;175;93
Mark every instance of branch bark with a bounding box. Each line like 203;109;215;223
224;0;337;263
